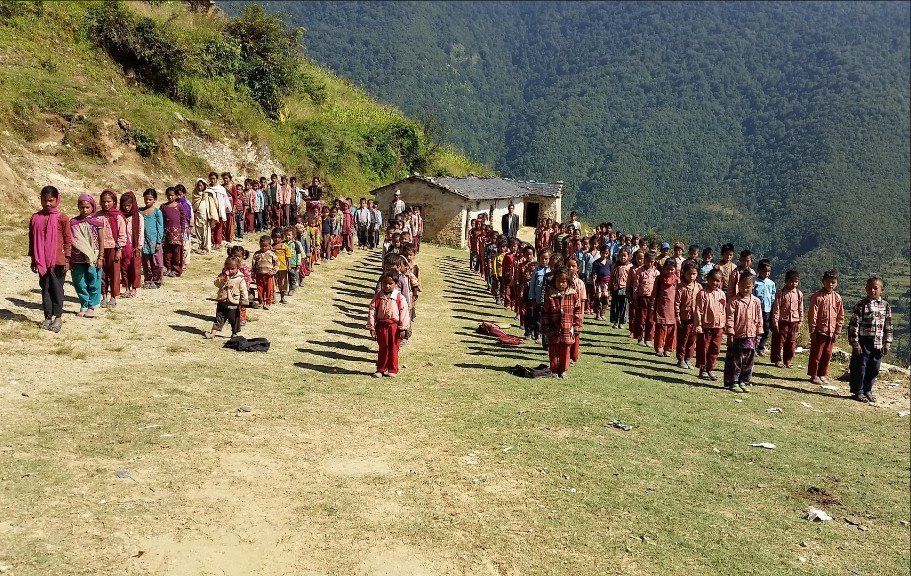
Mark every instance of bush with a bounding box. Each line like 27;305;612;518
225;4;302;118
84;1;188;96
0;0;43;19
132;127;159;158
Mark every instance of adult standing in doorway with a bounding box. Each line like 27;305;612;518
501;203;520;239
391;189;406;222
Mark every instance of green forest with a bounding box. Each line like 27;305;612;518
224;0;910;361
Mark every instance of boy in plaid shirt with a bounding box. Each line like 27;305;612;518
847;276;893;403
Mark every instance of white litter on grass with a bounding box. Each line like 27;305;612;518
795;347;806;354
806;507;833;522
765;407;782;414
140;424;161;430
501;445;514;453
734;399;744;403
800;402;823;413
820;384;839;391
749;442;776;450
898;411;910;418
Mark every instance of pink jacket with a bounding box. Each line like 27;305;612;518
367;288;410;331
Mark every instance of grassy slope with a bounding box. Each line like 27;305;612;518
0;242;907;575
0;1;490;240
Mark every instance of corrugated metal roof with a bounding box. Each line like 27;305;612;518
371;175;563;200
432;176;562;200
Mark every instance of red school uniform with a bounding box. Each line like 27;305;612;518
676;280;702;362
651;272;678;353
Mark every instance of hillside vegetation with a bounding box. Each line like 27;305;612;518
0;0;488;250
258;1;910;274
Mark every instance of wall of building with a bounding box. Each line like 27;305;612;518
374;181;465;246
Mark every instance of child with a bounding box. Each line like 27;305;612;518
284;227;303;296
566;258;587;365
525;250;551;342
752;259;776;356
676;262;702;369
175;184;193;271
695;268;726;380
252;235;278;309
118;191;144;298
723;274;763;393
651;258;678;356
847;276;893;403
807;269;845;385
140;188;164;289
625;249;644;337
491;242;505;303
96;189;126;308
716;243;735;293
29;185;71;332
501;241;517;309
541;267;583;378
69;194;105;318
592;249;612;321
228;245;252;325
725;249;755;299
367;270;411;377
161;186;187;277
698;247;714;285
770;270;803;368
272;230;290;303
206;256;249;339
609;248;632;328
633;252;659;346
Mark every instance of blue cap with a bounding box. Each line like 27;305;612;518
661;242;670;249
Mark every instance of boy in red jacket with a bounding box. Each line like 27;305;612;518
723;274;764;393
807;269;844;385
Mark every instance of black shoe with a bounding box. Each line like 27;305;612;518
707;372;718;381
852;394;868;403
864;393;876;403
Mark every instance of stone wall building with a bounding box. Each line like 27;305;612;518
370;175;563;248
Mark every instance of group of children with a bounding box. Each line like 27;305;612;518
467;214;894;400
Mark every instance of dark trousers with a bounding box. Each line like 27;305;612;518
356;224;369;247
524;301;541;339
371;225;380;249
39;265;67;319
724;337;756;386
254;211;263;232
289;266;299;291
757;310;771;352
163;243;183;276
849;336;883;395
101;248;121;298
234;212;244;238
290;202;297;223
213;302;241;335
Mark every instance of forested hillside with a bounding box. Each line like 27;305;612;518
235;1;910;276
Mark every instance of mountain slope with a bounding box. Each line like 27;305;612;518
0;0;489;252
245;0;910;274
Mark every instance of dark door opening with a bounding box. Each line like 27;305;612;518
524;202;540;227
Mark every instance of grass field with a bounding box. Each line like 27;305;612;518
0;243;908;576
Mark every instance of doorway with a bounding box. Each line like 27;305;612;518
524;202;540;227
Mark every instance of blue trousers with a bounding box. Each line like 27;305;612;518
71;263;102;309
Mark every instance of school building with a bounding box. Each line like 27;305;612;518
370;175;563;248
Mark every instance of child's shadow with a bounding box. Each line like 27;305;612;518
0;308;33;323
174;309;212;322
169;324;205;336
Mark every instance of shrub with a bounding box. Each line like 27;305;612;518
225;4;302;118
0;0;43;19
84;1;188;96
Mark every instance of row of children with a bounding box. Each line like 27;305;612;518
467;216;894;400
29;185;194;331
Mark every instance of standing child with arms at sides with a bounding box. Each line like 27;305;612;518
847;276;892;403
252;235;278;310
140;189;164;289
69;194;105;318
625;249;644;338
118;191;144;298
368;271;411;378
723;274;763;393
283;227;302;296
526;249;551;343
807;269;845;385
716;243;736;293
29;185;71;332
228;245;252;326
634;251;659;347
695;268;726;381
726;249;755;299
160;186;187;278
698;247;714;285
540;266;583;378
610;248;632;328
566;258;587;366
651;258;678;357
675;262;702;369
592;248;612;321
97;189;126;309
272;230;290;304
752;259;776;357
770;270;802;368
206;256;249;339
